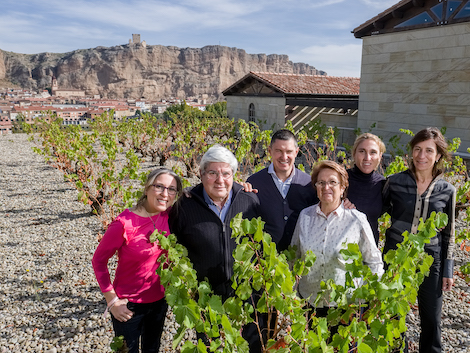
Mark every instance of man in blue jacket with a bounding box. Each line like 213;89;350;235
247;129;318;251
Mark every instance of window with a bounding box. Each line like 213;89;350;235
431;3;444;20
455;1;470;19
248;103;255;122
447;1;463;19
395;0;470;29
395;12;434;28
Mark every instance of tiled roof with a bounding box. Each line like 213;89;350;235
13;106;53;111
57;108;89;113
237;72;359;96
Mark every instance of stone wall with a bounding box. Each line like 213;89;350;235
226;96;286;130
358;22;470;152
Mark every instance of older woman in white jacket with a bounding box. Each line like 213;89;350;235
291;160;384;310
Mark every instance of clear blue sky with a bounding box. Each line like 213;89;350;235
0;0;398;78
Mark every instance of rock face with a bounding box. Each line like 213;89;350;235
0;44;325;100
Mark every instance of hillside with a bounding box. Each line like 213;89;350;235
0;44;325;100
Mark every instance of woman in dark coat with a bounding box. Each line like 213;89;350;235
383;127;455;353
347;133;386;244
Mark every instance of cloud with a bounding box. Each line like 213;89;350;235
22;0;259;31
292;44;363;77
0;0;260;52
253;0;346;9
360;0;398;10
0;0;391;77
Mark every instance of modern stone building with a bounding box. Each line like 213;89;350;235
353;0;470;152
222;72;360;144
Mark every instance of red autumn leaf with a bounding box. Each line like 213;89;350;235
268;337;287;350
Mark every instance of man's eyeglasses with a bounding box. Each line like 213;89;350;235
315;180;339;188
152;184;178;195
205;170;233;180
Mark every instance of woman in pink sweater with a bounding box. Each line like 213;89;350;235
92;168;182;353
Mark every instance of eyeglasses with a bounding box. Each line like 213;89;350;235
315;180;340;188
204;170;233;180
152;184;178;195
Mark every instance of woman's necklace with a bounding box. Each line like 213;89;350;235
144;208;161;230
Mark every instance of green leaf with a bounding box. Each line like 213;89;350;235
357;342;374;353
377;283;392;301
253;218;265;242
233;243;254;262
370;319;383;338
207;295;224;314
256;292;268;313
221;315;235;345
230;213;244;236
109;335;125;351
304;251;316;268
223;297;243;317
197;339;208;353
242;218;256;234
197;281;212;307
209;339;222;352
174;301;200;329
173;326;189;350
235;280;253;300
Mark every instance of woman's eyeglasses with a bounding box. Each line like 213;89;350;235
152;184;178;195
315;180;339;188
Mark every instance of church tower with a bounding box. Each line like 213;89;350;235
51;75;58;95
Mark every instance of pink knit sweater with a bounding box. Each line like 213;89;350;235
92;208;170;303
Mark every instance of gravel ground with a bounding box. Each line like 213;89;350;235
0;133;469;352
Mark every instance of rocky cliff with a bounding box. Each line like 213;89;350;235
0;44;325;100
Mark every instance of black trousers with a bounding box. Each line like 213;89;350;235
111;298;168;353
384;239;443;353
196;290;271;353
195;313;270;353
417;249;443;353
243;307;279;353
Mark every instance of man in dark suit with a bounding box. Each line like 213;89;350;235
247;129;318;251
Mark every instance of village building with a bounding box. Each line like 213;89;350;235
222;71;360;145
113;106;133;121
51;76;86;98
353;0;470;152
151;102;171;115
11;106;55;123
86;109;107;121
0;111;12;135
55;108;88;126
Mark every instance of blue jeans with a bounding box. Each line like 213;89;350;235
111;298;168;353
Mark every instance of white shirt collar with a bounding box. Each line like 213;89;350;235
267;163;296;180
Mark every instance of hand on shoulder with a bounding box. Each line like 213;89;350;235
343;198;356;210
242;181;258;194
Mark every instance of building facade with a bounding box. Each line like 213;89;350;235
222;72;360;144
354;0;470;152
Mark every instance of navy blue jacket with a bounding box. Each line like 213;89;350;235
247;167;318;251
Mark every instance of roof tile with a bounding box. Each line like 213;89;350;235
250;72;360;95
